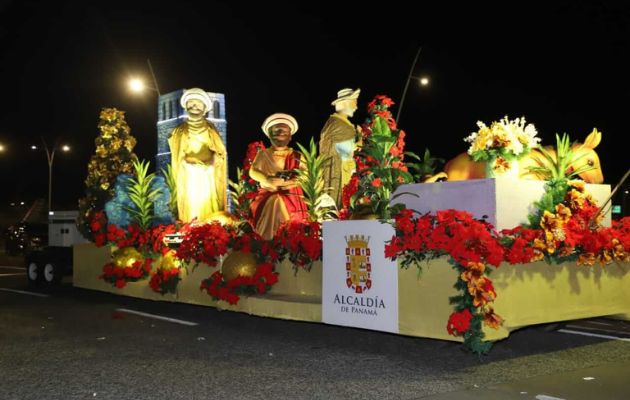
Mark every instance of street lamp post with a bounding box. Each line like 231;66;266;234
35;137;70;212
396;46;430;125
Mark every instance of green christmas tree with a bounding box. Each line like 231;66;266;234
77;108;139;239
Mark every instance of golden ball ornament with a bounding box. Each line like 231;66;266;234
221;251;258;281
161;249;180;270
112;247;145;268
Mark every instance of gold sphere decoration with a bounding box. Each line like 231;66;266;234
112;247;144;268
161;249;180;270
221;251;258;281
206;211;240;226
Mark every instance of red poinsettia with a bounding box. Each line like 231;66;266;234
200;262;279;305
176;222;235;267
273;221;322;270
447;309;473;336
100;258;153;289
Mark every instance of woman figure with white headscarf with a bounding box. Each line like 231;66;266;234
249;113;308;240
168;88;227;223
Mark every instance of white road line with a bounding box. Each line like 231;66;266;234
558;328;630;342
116;308;199;326
0;288;49;297
0;266;25;270
0;273;26;277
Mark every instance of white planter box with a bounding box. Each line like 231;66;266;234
392;178;611;231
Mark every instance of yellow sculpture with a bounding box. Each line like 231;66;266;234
319;88;360;207
168;88;227;223
248;113;308;240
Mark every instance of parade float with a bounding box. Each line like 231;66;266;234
72;91;630;354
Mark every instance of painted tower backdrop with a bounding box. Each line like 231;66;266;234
156;89;227;175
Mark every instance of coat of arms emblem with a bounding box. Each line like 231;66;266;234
345;234;371;293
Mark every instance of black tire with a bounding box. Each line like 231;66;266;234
42;262;63;285
26;261;41;285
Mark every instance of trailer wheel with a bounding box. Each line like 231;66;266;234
26;261;41;285
42;263;63;285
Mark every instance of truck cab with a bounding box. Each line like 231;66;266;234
25;210;88;286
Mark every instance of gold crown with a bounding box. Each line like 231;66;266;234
345;234;370;248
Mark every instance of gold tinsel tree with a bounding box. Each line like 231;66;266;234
77;108;139;239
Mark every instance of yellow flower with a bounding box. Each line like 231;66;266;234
483;306;503;329
557;246;575;258
565;189;585;210
568;180;585;192
555;203;572;224
460;261;485;283
577;252;596;266
612;239;629;262
598;250;613;266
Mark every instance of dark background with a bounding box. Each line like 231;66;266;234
0;0;628;212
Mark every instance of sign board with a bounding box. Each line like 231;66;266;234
322;220;398;333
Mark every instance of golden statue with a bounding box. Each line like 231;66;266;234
168;88;227;223
248;113;308;240
319;88;360;207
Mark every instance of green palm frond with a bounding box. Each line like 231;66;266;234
228;167;246;210
527;133;595;181
126;159;161;230
295;138;338;222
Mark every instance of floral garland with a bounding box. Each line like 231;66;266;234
387;182;630;354
386;209;504;354
200;262;278;305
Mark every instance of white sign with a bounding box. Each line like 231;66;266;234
322;220;398;333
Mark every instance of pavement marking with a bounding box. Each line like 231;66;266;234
558;328;630;342
116;308;199;326
0;266;25;270
0;288;49;297
0;273;26;277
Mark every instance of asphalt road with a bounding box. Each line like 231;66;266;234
2;256;630;400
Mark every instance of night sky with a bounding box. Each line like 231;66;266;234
1;1;628;210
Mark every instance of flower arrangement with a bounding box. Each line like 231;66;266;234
273;221;323;271
176;222;235;267
149;250;182;295
503;180;630;266
465;116;540;162
342;95;415;219
100;247;153;289
200;262;278;305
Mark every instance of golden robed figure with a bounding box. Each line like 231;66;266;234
319;88;360;207
168;88;227;223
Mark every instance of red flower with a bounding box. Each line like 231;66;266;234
447;309;473;336
371;178;382;188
